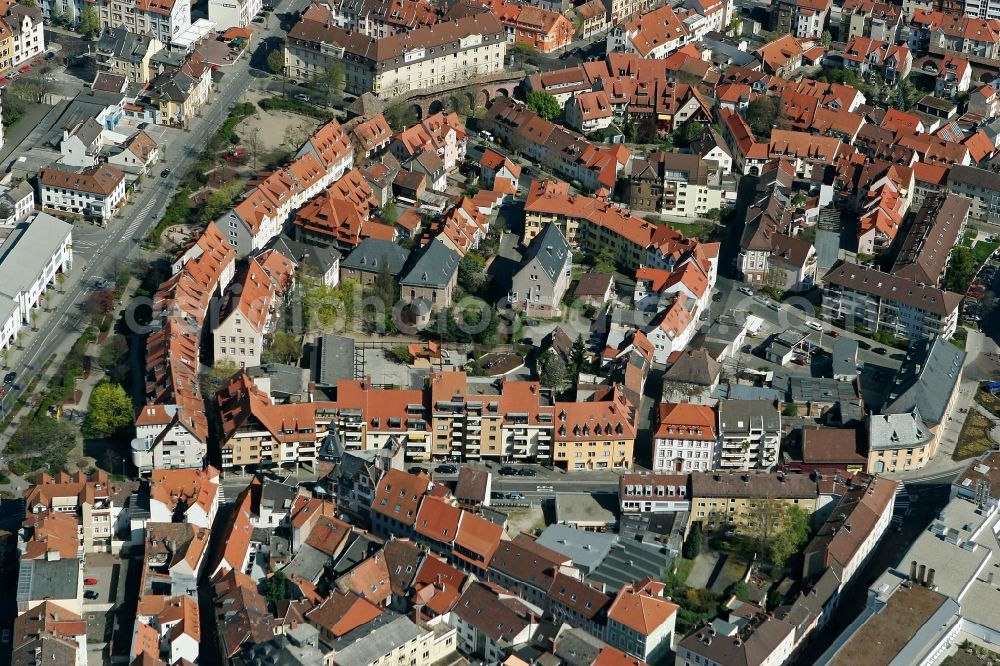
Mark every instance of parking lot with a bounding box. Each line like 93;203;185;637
81;553;125;611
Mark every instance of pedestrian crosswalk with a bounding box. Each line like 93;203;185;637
124;199;156;237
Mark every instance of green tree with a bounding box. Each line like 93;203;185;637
593;247;616;274
264;331;302;364
20;0;36;6
98;334;129;371
381;201;398;226
448;93;471;116
725;580;749;600
944;246;976;292
264;571;288;605
51;2;63;22
538;349;567;389
82;382;134;439
683;522;702;559
384;101;418;131
200;360;240;396
457;252;487;294
782;403;799;417
526;91;561;120
202;180;244;223
570;334;587;376
508;42;537;59
387;345;414;364
314;60;346;103
745;97;778;139
78;5;100;37
821;30;832;47
267;49;285;75
769;505;811;569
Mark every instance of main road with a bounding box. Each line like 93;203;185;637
0;2;304;431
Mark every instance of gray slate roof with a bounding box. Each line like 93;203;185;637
341;238;410;275
536;524;615;574
519;222;571;285
832;337;859;378
718;399;780;434
881;338;965;426
18;558;81;604
270;234;342;276
868;410;932;451
326;614;423;664
96;26;156;62
0;214;72;303
311;334;355;387
399;238;459;288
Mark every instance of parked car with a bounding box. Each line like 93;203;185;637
507;492;525;500
792;356;807;365
137;122;148;130
499;466;519;476
407;466;426;475
3;372;15;385
873;347;887;355
738;286;753;296
523;318;540;326
95;277;110;289
435;464;458;474
518;468;537;477
160;168;171;178
857;341;871;350
84;590;99;600
805;320;823;331
827;330;839;337
712;292;723;302
294;93;310;102
741;344;752;353
84;578;99;585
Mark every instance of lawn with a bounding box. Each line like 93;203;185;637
660;219;719;240
974;241;1000;265
954;411;996;461
977;390;1000;420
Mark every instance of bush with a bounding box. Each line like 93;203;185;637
258;97;333;120
683;522;702;559
387;345;414;364
725;580;749;600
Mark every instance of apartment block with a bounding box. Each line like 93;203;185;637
99;0;192;46
618;473;690;513
949;164;1000;222
552;386;636;471
717;400;781;470
653;403;718;473
285;5;506;99
23;470;124;555
0;2;44;73
39;164;127;220
0;213;73;356
688;470;821;535
208;0;262;29
625;151;724;219
214;255;293;368
482;99;630;193
822;261;962;340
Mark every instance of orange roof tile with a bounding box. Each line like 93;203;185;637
415;495;462;544
655;402;717;440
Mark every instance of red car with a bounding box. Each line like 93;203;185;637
18;65;29;73
84;578;99;585
827;330;839;338
792;356;807;365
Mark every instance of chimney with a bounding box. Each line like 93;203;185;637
910;560;917;581
918;564;926;585
927;568;935;588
